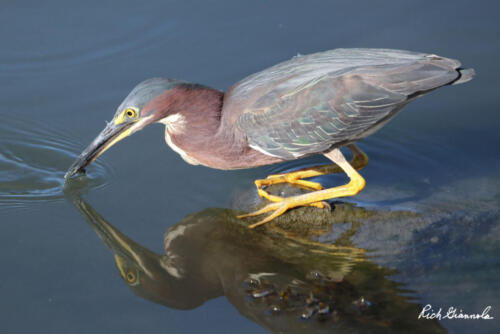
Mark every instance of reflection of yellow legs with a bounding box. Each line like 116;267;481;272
254;144;368;206
238;145;367;229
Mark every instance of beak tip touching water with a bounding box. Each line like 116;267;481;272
63;121;134;181
64;155;89;180
64;166;85;180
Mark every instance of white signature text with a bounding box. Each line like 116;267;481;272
418;304;494;320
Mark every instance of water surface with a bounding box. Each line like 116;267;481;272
0;116;110;210
1;1;499;333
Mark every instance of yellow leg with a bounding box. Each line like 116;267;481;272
255;144;368;202
239;148;366;228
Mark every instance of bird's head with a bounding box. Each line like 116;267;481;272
65;78;187;179
69;195;209;309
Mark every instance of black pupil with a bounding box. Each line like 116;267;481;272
127;111;133;116
127;273;134;280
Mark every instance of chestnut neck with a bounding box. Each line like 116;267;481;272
145;83;222;129
147;83;282;169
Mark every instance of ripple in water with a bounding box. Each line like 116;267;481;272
0;117;111;210
0;14;177;76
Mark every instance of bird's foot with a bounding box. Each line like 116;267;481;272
257;186;330;208
255;173;323;203
238;196;331;229
255;176;327;209
239;176;365;229
238;199;299;229
256;173;324;192
242;145;368;228
254;143;369;197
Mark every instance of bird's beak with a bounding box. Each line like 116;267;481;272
68;195;155;278
65;121;134;179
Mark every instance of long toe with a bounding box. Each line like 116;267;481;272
256;188;285;202
247;204;289;229
237;202;282;219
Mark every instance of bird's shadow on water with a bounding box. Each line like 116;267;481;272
63;185;447;334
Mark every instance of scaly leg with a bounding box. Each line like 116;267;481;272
239;148;366;228
256;144;368;204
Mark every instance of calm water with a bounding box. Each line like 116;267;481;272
1;1;499;333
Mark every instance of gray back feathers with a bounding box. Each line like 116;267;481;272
223;48;474;159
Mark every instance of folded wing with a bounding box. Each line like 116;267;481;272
223;49;463;159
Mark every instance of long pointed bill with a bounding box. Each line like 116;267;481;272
68;195;155;278
65;121;134;179
71;196;145;263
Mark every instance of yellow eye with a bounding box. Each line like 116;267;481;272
126;270;136;283
125;108;136;118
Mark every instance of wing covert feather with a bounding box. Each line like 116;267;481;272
222;48;462;159
237;74;406;158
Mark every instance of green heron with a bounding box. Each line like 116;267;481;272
65;48;474;228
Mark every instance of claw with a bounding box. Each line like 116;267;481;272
248;207;288;228
309;201;331;210
239;202;289;229
237;202;282;219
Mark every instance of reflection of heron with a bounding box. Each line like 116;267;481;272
66;49;474;227
69;195;445;333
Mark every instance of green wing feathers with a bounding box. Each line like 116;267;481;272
235;52;463;159
238;75;405;159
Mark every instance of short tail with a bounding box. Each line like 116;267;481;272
451;67;475;85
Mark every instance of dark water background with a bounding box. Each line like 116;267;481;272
1;0;499;333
